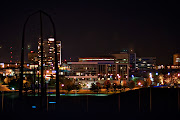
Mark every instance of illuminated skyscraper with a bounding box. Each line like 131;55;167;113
38;38;61;70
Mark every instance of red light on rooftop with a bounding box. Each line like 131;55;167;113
31;51;34;53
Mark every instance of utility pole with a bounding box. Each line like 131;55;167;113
33;61;36;96
38;66;40;96
20;11;39;97
41;11;60;102
19;16;27;98
150;87;152;112
40;11;44;110
20;10;59;110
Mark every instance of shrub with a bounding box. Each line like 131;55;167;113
128;80;135;89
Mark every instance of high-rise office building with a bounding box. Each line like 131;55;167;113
38;38;61;70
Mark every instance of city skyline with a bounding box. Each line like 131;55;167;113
0;1;179;65
1;1;180;117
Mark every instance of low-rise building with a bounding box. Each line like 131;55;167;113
65;57;129;88
136;57;156;70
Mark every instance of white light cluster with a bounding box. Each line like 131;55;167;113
80;59;114;61
48;38;54;41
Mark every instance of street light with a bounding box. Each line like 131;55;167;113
156;72;158;76
138;82;141;86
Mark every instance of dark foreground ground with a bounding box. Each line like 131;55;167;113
1;88;180;119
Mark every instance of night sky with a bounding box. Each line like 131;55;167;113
0;0;179;65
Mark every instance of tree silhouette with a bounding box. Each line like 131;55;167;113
128;80;135;89
104;80;111;92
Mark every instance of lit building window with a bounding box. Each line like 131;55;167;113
141;64;145;66
143;61;146;63
48;38;54;41
76;72;80;76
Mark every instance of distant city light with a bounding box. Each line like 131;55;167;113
156;72;158;75
48;38;54;41
138;82;141;86
117;74;121;79
79;58;114;61
12;87;15;90
28;45;31;49
168;72;170;75
32;106;36;108
52;70;56;73
0;63;4;68
49;102;56;104
61;84;64;87
149;73;153;81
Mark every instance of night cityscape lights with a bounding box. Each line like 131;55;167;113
0;1;180;117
